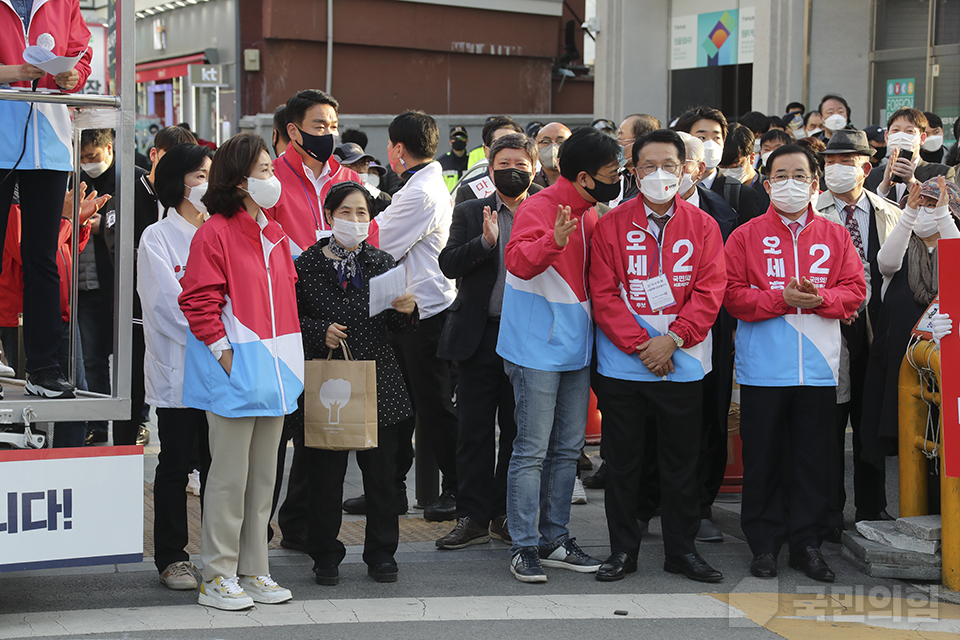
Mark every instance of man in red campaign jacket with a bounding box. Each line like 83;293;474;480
266;90;370;257
590;129;726;584
724;144;865;585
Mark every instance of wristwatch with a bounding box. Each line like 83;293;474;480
666;330;684;348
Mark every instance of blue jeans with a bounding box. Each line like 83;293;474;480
505;361;590;554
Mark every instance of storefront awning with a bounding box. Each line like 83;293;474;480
135;53;207;83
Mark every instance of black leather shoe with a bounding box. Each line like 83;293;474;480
855;509;894;522
280;529;307;553
342;494;367;515
578;449;593;471
313;565;339;586
596;552;637;582
582;462;607;489
489;514;511;543
368;562;399;583
436;516;490;549
664;552;723;583
788;546;835;582
749;552;777;578
85;428;108;446
824;526;844;544
423;490;457;522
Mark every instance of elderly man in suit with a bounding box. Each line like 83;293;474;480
435;133;542;549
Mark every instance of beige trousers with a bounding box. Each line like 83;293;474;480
200;412;284;582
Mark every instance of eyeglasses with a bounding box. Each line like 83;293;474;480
769;174;814;185
537;138;567;147
637;162;679;176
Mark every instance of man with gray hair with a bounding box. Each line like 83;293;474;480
610;114;662;207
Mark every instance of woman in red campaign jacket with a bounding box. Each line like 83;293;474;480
178;132;303;611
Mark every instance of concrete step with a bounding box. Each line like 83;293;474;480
841;546;942;580
856;521;940;554
841;531;941;567
895;514;942;541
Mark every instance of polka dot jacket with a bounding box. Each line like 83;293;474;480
292;237;417;428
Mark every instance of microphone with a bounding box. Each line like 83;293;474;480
32;33;55;91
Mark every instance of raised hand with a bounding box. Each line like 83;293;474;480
554;205;577;247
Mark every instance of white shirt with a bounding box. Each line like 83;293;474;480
643;201;675;242
777;209;811;235
832;190;871;257
375;161;457;319
304;161;334;236
137;209;201;408
700;169;718;190
684;187;701;209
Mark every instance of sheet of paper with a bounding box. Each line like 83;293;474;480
368;265;406;317
23;47;84;76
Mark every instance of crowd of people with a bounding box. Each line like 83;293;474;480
4;32;959;608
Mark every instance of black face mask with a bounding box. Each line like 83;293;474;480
493;168;532;198
296;127;337;163
451;139;467;152
582;173;621;203
871;146;887;165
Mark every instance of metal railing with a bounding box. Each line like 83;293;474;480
0;1;134;428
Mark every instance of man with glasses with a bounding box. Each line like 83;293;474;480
532;122;572;188
724;144;866;583
609;114;661;207
590;129;726;583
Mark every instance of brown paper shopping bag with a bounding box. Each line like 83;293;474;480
304;341;378;451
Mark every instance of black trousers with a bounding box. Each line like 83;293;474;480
112;319;146;445
697;309;736;518
272;413;310;537
153;407;210;571
740;385;835;554
0;169;68;372
829;345;887;525
396;310;458;493
454;319;517;527
306;423;399;568
596;374;703;557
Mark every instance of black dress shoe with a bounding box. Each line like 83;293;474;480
823;526;844;544
663;552;723;583
313;565;339;586
596;552;637;582
855;509;894;522
788;546;835;583
578;448;593;471
436;516;490;549
343;494;367;515
582;462;607;489
368;562;399;583
489;514;511;543
749;552;777;578
280;529;308;552
423;490;457;522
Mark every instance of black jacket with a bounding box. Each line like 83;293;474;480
436;192;518;361
293;238;417;427
865;157;957;197
695;185;738;241
709;171;762;223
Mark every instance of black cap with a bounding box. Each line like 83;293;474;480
450;126;468;139
862;125;886;144
334;142;375;165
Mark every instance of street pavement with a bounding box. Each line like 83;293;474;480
1;423;958;640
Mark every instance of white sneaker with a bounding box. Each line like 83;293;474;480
198;575;254;610
159;560;199;590
571;478;587;505
0;362;14;378
186;469;201;496
239;574;292;604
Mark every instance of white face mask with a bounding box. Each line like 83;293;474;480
243;175;282;210
914;207;939;238
824;163;862;195
761;150;773;166
806;127;823;137
720;163;748;183
81;159;110;179
639;168;680;205
753;139;761;153
540;144;560;171
922;135;944;152
702;140;723;170
362;172;380;189
183;181;208;215
679;172;696;197
770;179;813;214
888;131;920;152
792;128;807;140
824;114;847;131
331;217;370;248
